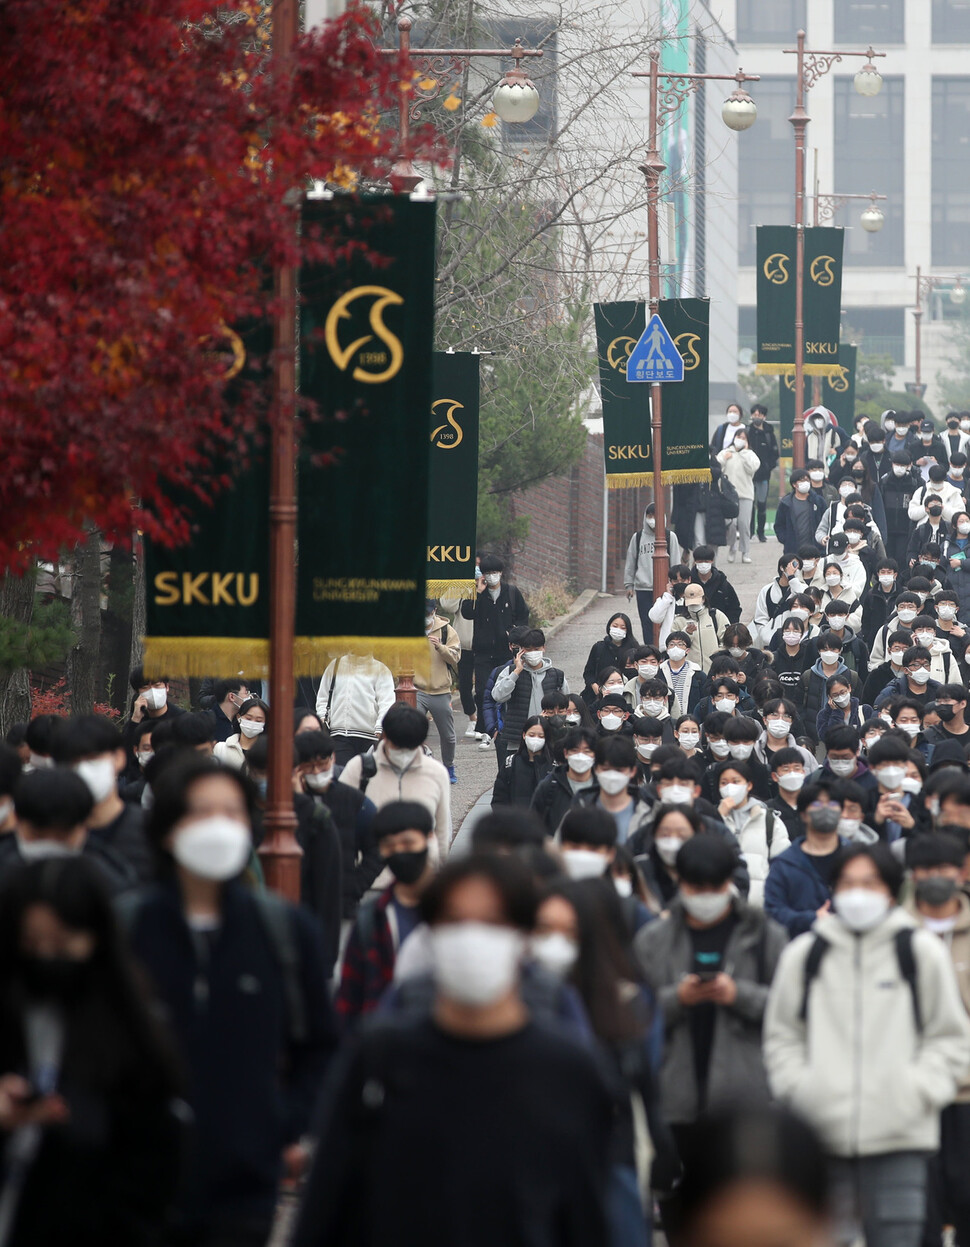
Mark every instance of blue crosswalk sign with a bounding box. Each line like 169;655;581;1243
627;313;684;383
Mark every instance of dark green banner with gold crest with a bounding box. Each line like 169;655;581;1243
427;351;479;597
594;300;711;487
756;226;844;376
295;195;437;678
777;343;857;455
143;321;272;677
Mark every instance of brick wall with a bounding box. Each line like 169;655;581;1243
506;433;653;594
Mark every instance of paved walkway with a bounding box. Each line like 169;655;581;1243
441;534;779;847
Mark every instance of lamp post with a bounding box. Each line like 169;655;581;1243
908;265;967;398
631;53;759;620
382;15;543;194
261;0;302;903
784;32;886;468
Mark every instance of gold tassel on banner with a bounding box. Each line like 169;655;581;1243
143;637;271;679
605;473;655;489
661;469;713;486
755;363;793;376
293;635;432;681
425;578;477;597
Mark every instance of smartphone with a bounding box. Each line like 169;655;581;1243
696;969;719;983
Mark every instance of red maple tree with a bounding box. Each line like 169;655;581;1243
0;0;427;571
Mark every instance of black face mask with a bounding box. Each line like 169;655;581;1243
385;848;429;886
807;806;840;835
915;877;958;908
543;715;567;742
928;506;944;518
936;705;956;723
20;956;92;1003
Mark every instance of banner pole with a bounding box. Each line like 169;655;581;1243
261;0;303;903
791;29;808;470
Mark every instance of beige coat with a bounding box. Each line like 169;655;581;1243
414;614;461;696
906;892;970;1101
672;607;729;670
341;742;452;859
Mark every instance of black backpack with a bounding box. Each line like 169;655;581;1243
799;927;922;1033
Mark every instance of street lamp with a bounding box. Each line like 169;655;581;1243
382;16;543;193
630;54;760;621
814;190;886;233
784;32;887;468
909;265;969;396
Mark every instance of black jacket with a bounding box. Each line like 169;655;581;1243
492;752;552;807
774;489;827;554
690;567;742;625
87;801;154;882
311;779;380;920
878;466;921;539
861;660;901;707
860;585;899;647
127;881;337;1233
703;468;740;548
0;833;139;896
530;766;588;833
583;636;638;696
460;584;529;659
747;421;780;482
908;518;951;565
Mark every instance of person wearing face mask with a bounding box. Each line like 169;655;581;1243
212;696;268;772
713;761;790;906
710;401;746;454
867;736;933;843
806;599;868;671
913;418;949;483
123;667;185;777
908;495;952;570
674;584;729;671
674;715;703;759
775;469;828;555
817;725;879;804
336;800;437;1026
0;857;183;1245
689;546;741;624
861;418;891;482
581;613;638;704
904;834;970;1247
861;557;902;649
817;544;866;619
714;720;772;802
50;714;154;883
767;749;811;843
413;600;461;785
314;651;396;765
767;615;812;700
530;728;599;833
295;854;615;1247
765;843;970;1247
746;403;780;544
943;410;970;464
908;611;963;685
871;594;921;666
803;405;848;467
634;834;787;1197
880;451;922;567
632;680;676;735
798;631;860;746
492;718;553;808
647;564;694;647
624;503;682;641
944;512;970;626
752;556;800;648
460;554;530;733
659;631;706;719
623;644;664;705
121;718;157;804
815;675;873;741
126;755;336;1245
573;736;652;846
763;779;849;936
716;428;759;564
754;696;817;776
208;678;252;745
294;730;380;927
489;627;568;764
926;685;970;745
875;645;944;710
909;464;967;526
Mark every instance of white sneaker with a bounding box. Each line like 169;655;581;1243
742;555;752;564
479;736;493;750
727;550;736;563
463;722;478;739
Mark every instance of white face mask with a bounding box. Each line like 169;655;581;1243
802;561;817;575
660;784;693;806
885;420;896;432
667;646;687;663
720;782;749;805
839;484;855;498
766;718;790;738
834;888;890;933
144;686;168;711
566;752;594;774
484;572;502;586
914;633;935;649
562;848;609;880
614;876;633;899
908;668;931;685
728;743;754;760
681;889;731;924
901;775;922;793
791;608;810;621
597;770;630;796
642;699;666;717
728;410;741;423
827;756;856;776
863;733;883;749
609;627;627;642
939;605;958;619
686;602;703;615
709;739;730;758
603;682;624;695
728;646;745;659
889;652;907;668
386;745;419;769
656;836;685;866
809;471;824;484
874;764;906;790
74;757;118;805
524;735;546;754
827;615;848;631
638;663;659;679
695;563;712;575
530;932;578;979
645;518;656;530
832;692;851;708
136;750;154;769
635;741;658;760
878;575;896;589
777;771;805;793
304;769;334;792
565;713;582;724
892;465;908;477
870;442;884;453
599;713;624;731
825;574;841;587
782;631;802;646
714;697;736;714
172;816;251;881
522;650;544;667
431;923;523;1005
963;420;970;432
677;732;699;750
795;481;811;494
819;650;840;666
238;718;264;739
896;608;917;623
838;817;861;838
17;837;79;862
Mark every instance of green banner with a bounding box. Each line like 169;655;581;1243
594;301;651;487
778;344;858;456
295;195;437;677
657;297;711;484
427;351;479;597
144;321;272;677
757;225;844;376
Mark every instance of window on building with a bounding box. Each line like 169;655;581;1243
736;0;805;43
833;76;904;267
933;0;970;43
842;307;905;364
486;18;557;144
933;78;970;266
835;1;904;41
738;77;796;266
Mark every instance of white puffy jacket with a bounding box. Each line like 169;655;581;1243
315;655;396;739
721;799;791;908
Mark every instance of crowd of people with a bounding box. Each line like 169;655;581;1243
7;406;970;1245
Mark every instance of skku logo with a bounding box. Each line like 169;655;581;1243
430;399;464;448
427;546;472;562
829;365;850;393
153;573;259;607
674;332;702;371
606;335;637;374
324;285;404;384
763;253;790;284
810;255;837;287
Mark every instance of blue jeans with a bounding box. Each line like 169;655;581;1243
607;1164;650;1247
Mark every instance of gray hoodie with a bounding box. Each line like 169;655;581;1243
625;513;682;592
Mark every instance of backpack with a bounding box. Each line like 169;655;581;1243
116;888;308;1044
799;927;922;1033
357;751;378;794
